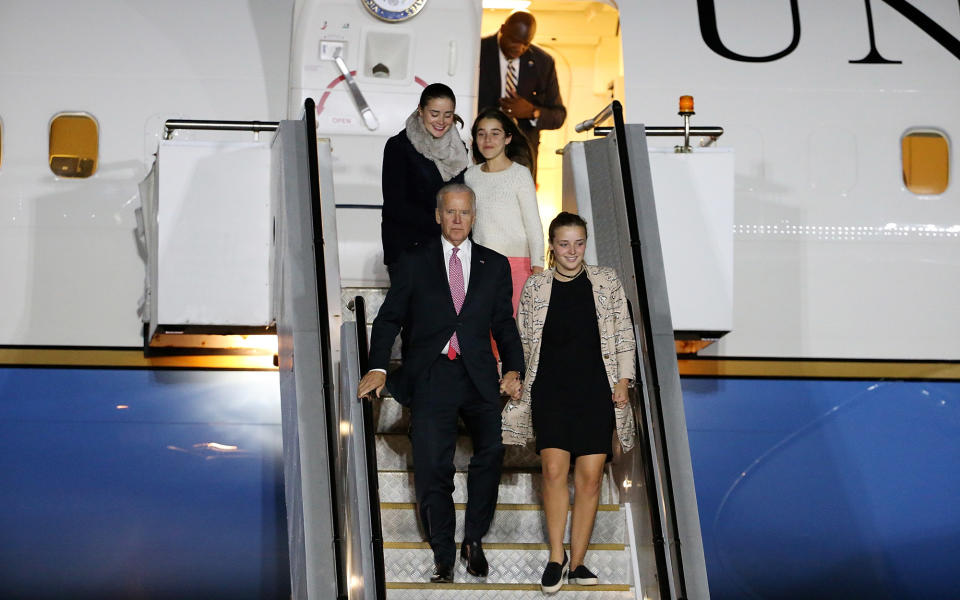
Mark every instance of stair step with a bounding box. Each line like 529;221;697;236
343;287;388;323
379;502;625;544
375;396;543;435
376;433;544;470
386;582;633;598
383;544;630;585
377;470;622;505
373;397;411;433
384;542;625;550
346;288;641;599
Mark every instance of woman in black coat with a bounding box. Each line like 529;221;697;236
381;83;468;271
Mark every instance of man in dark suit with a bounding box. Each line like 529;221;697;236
357;184;523;583
477;11;566;177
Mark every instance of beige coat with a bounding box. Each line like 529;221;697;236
502;265;637;452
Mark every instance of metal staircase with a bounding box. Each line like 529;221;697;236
271;98;710;599
312;103;710;600
347;288;638;599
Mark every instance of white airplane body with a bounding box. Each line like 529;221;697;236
1;0;957;359
1;1;958;599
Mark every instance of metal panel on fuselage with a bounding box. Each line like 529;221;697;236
289;0;482;286
0;0;294;347
620;0;960;360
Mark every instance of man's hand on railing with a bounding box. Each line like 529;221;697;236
357;370;386;399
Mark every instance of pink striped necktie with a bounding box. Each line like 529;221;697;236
447;247;465;359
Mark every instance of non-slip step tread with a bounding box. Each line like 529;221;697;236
378;502;626;544
376;433;543;470
384;583;635;600
387;582;631;591
378;470;623;504
383;546;631;585
384;542;625;550
380;502;621;511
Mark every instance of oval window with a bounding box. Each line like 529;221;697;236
902;129;949;195
49;113;99;178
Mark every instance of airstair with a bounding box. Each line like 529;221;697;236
328;102;710;599
343;289;635;597
143;99;711;599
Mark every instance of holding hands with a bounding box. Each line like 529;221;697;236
612;378;630;408
500;370;523;400
359;368;525;401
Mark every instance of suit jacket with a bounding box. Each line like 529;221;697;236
477;34;566;170
381;130;465;266
501;266;638;452
367;238;524;406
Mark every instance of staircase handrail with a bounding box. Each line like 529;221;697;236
352;295;387;600
609;100;691;600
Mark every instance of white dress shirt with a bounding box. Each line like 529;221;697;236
371;236;473;373
496;35;538;126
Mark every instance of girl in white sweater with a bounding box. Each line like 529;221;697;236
466;108;545;314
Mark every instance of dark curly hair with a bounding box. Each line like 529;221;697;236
470;107;533;170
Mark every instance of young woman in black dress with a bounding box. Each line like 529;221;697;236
504;212;637;593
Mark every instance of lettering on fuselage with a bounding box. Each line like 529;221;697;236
696;0;960;63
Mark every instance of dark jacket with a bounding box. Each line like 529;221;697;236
381;130;465;266
477;34;566;172
367;238;524;406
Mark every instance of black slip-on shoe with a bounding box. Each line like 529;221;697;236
568;564;599;585
540;552;568;594
430;562;454;583
460;539;489;577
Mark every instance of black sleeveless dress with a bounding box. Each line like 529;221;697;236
530;272;615;458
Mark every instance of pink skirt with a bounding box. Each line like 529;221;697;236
507;256;533;317
491;257;533;364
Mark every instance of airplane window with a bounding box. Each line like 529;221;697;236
49;113;99;178
902;130;949;195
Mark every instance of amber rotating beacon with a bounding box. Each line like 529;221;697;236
676;95;695;153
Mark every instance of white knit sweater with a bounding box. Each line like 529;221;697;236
465;162;545;267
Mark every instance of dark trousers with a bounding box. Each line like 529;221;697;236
409;355;505;566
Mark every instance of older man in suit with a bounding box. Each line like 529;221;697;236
358;183;523;583
478;10;567;177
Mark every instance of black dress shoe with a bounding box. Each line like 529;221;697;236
460;539;489;577
430;562;454;583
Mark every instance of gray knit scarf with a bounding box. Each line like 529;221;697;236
404;110;468;182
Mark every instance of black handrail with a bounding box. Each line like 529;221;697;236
643;125;724;138
302;98;348;600
354;295;387;600
610;100;688;600
593;125;724;137
162;118;279;139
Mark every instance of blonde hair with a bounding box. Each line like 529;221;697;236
546;212;588;268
